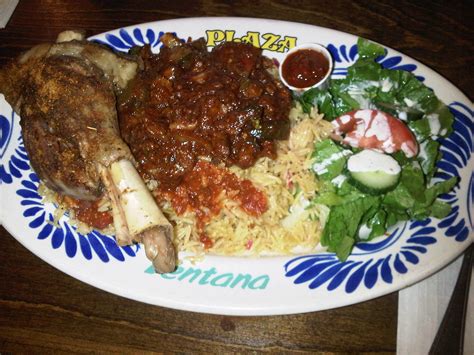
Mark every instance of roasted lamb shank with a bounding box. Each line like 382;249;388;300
0;31;176;273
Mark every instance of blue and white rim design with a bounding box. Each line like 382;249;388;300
284;220;437;292
437;102;474;239
0;111;30;184
1;27;472;295
93;28;174;51
328;43;424;81
16;172;139;262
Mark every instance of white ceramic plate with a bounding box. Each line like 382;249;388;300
1;17;472;315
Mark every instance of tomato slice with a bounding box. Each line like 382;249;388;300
332;109;418;157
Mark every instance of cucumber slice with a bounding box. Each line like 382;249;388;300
349;170;400;194
347;150;401;194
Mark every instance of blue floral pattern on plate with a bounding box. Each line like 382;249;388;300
437;102;474;239
328;43;424;81
93;28;177;51
0;111;30;184
16;171;139;262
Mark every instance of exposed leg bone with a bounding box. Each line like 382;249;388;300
98;164;132;246
142;228;177;274
106;159;176;273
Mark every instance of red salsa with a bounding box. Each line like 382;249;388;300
159;161;268;230
281;49;330;88
62;196;113;230
199;233;214;250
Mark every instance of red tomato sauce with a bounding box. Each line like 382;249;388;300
159;161;268;230
62;196;113;230
199;233;214;250
282;49;330;88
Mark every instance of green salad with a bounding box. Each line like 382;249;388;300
300;38;457;261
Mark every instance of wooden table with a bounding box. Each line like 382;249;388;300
0;1;472;352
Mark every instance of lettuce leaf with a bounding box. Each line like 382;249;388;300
304;37;456;261
357;37;386;59
311;139;351;180
382;174;457;220
417;139;441;178
321;195;380;260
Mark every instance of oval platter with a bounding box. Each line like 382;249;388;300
0;17;473;315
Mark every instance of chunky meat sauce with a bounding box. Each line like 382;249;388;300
118;34;292;191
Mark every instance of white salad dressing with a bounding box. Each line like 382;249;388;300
398;111;408;121
312;150;352;175
401;142;415;157
380;78;393;92
418;140;429;162
331;174;347;187
404;98;417;107
381;136;396;153
353;108;373;122
334;109;417;157
358;223;372;240
349;110;396;152
339;114;351;124
347;149;401;175
364;111;391;142
426;113;441;135
347;82;379;109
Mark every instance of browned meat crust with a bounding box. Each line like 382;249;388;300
1;39;137;200
21;55;113;198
